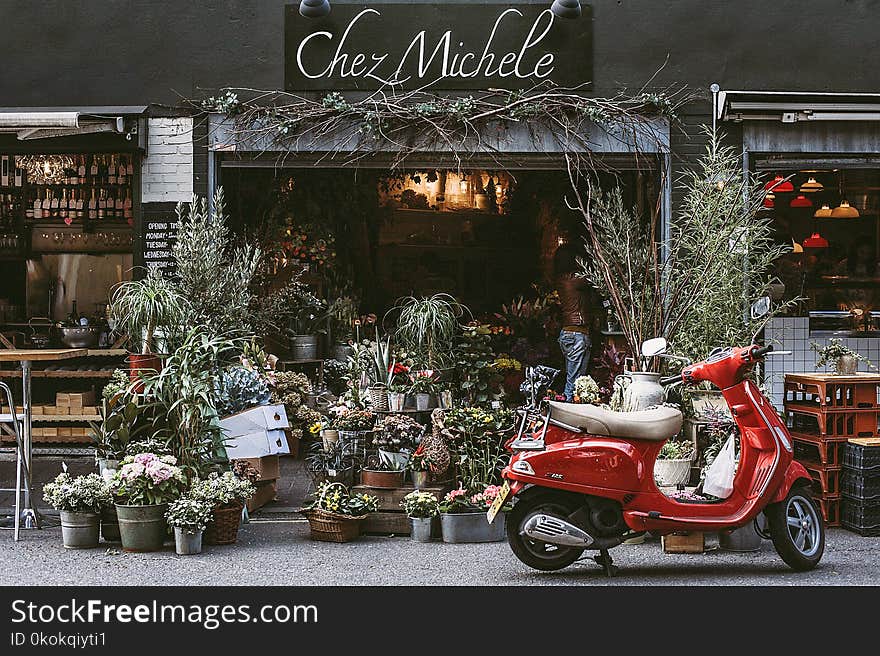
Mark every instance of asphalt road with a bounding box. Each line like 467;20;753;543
2;518;877;586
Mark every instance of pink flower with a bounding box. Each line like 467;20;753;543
121;462;145;480
133;453;157;466
146;462;172;484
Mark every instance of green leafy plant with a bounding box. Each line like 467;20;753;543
408;369;438;395
657;440;694;460
109;269;185;354
375;414;424;452
214;366;271;416
401;490;439;518
271;371;322;442
389;294;470;369
102;368;131;403
573;375;601;404
109;453;187;506
190;471;255;509
811;338;875;372
332;409;375;432
165;496;214;533
89;398;151;461
43;473;111;514
302;482;378;517
408;452;433;473
443;407;514;489
453;326;501;406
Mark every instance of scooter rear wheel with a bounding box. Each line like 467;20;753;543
507;491;585;572
766;485;825;572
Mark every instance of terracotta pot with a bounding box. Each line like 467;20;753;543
360;469;405;489
127;353;162;393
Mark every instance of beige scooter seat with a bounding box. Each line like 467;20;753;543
549;402;683;441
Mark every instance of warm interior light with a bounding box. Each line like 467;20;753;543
792;240;804;253
459;180;468;193
765;175;794;193
800;177;824;193
790;195;813;208
830;200;860;218
814;204;833;218
804;232;830;249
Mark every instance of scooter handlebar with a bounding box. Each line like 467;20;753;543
751;344;774;359
660;374;682;386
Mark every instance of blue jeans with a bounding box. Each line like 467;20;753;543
558;330;591;402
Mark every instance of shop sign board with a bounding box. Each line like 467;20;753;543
142;217;179;274
285;3;593;91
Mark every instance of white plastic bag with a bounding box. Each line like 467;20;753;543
702;435;736;499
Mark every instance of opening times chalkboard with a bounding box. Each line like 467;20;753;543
142;214;178;275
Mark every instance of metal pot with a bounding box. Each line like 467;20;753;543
835;355;858;375
60;511;100;549
290;334;320;361
415;393;431;411
174;527;204;555
59;326;101;348
440;512;506;543
411;470;430;488
116;503;168;552
410;517;434;542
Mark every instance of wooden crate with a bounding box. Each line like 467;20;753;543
362;511;412;535
662;532;705;554
352;485;447;512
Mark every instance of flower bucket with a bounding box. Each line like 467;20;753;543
60;511;100;549
415;393;431;411
116;503;168;552
204;502;243;546
174;527;204;555
321;429;339;452
100;505;120;542
360;469;405;489
441;511;506;543
438;390;454;409
410;517;433;542
388;392;406;412
127;353;162;394
290;334;320;361
654;458;692;487
411;470;430;488
835;355;858;375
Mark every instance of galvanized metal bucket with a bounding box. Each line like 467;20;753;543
441;512;506;543
174;527;203;555
100;505;121;542
290;334;320;360
60;511;100;549
116;504;168;552
410;517;434;542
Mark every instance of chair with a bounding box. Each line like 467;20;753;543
0;381;29;541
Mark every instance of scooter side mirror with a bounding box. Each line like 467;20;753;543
641;337;668;358
750;296;771;320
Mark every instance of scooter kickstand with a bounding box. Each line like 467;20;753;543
593;549;618;578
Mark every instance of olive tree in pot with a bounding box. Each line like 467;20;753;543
109;269;185;391
165;496;213;555
109;453;186;552
43;472;112;549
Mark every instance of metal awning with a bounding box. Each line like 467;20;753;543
718;90;880;123
0;106;147;140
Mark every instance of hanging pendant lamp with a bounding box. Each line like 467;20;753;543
790;195;813;208
800;177;824;193
763;191;775;209
804;232;830;249
765;174;794;193
792;240;804;253
814;204;833;218
299;0;330;18
831;200;860;218
550;0;582;19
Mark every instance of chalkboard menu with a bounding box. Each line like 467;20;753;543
142;216;179;274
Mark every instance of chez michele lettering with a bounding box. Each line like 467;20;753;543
295;8;558;86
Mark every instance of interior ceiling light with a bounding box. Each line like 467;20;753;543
803;232;829;249
550;0;582;19
765;174;794;193
18;154;74;184
814;204;833;218
831;199;860;218
300;0;330;18
800;177;824;193
762;192;775;208
790;195;813;208
792;240;804;253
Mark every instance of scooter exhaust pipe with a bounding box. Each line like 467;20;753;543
522;514;595;547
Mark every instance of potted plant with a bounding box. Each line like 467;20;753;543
90;398;149;478
333;409;376;452
283;282;329;361
439;484;509;543
165;496;213;555
305;441;357;486
376;414;423;468
811;338;875;375
299;481;378;542
401;490;439;542
109;453;186;552
654;440;694;487
214;365;271;417
408;450;433;488
573;375;602;404
409;370;438;411
388;294;469;370
109;268;185;390
367;332;394;411
43;472;111;549
360;457;406;489
190;471;256;546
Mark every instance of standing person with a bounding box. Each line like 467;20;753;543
553;245;592;402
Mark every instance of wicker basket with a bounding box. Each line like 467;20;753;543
204;502;244;545
300;508;366;543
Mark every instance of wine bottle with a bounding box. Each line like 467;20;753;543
13;160;22;187
108;155;117;185
78;155;86;180
88;188;97;220
89;155;98;179
76;189;84;219
33;193;42;220
126;156;134;176
97;189;106;219
117;157;126;184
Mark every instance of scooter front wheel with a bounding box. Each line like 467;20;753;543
507;491;585;572
766;485;825;572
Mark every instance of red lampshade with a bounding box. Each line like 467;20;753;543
763;191;775;208
790;195;813;208
765;175;794;193
803;232;829;249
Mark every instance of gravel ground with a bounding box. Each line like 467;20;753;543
1;518;877;586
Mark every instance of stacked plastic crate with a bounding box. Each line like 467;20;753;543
841;440;880;535
784;373;880;527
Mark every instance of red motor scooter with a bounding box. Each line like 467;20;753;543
490;314;824;576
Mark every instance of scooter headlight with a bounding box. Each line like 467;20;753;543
512;459;535;475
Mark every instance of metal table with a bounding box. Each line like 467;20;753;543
0;349;87;536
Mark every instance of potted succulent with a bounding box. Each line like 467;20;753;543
165;496;213;556
299;481;379;543
109;453;186;552
811;338;875;375
43;472;111;549
190;471;256;546
109;269;185;390
408;451;433;488
439;484;510;543
654;440;695;487
367;332;394;411
401;490;440;542
409;370;438;411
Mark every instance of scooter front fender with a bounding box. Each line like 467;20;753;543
770;459;812;504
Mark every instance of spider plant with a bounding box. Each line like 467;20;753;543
110;269;186;354
387;293;470;369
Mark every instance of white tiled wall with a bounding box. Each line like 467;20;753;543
763;317;880;410
142;117;194;202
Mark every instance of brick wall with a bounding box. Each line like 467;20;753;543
142;117;194;203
